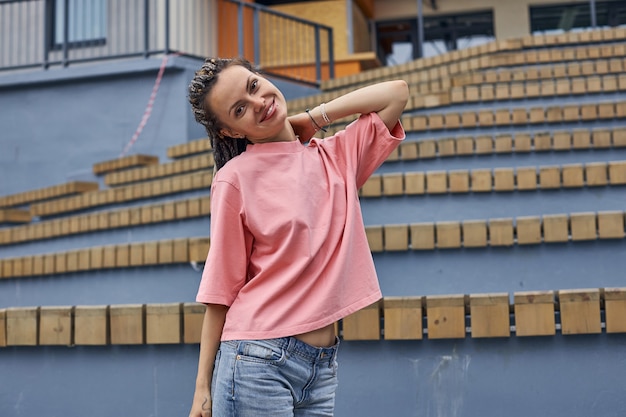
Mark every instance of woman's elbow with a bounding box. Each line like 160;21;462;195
393;79;409;107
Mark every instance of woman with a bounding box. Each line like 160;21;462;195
188;57;408;417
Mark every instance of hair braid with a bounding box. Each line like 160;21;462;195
188;57;255;171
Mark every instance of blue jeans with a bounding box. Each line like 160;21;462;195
211;337;340;417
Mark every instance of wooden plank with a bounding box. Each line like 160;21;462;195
462;220;487;248
516;216;542;245
6;307;39;346
383;297;423;340
365;226;383;252
417;140;437;159
543;214;569;243
426;171;447;194
384;224;409;251
426;295;466;339
360;176;382;197
539;166;561;189
146;303;182;344
404;172;425;195
585;162;608;186
110;304;144;345
410;223;435;250
570;212;597;241
74;305;108;345
514;134;532;153
470;293;510;338
382;173;404;196
436;222;461;249
448;170;469;193
129;243;145;267
489;218;514;246
516;167;537;190
471;169;492;192
604;288;626;333
562;164;584;188
558;289;602;335
513;291;555;336
493;168;514;192
39;306;72;346
597;211;625;239
494;135;513;153
608;161;626;185
342;301;381;340
183;303;205;344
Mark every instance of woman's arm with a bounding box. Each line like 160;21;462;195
290;80;409;141
189;303;229;417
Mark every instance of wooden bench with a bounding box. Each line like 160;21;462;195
0;236;210;279
92;154;159;176
361;160;626;197
0;196;210;246
0;181;98;209
105;153;214;187
30;171;212;217
2;287;624;346
363;210;625;252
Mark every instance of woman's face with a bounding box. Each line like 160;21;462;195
207;64;289;143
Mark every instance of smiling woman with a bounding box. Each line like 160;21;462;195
187;57;408;417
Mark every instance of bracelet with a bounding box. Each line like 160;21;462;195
320;103;331;124
305;108;327;133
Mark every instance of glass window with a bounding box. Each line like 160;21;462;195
54;0;107;47
530;1;626;34
375;11;495;65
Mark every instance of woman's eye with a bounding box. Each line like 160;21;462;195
250;79;258;91
235;105;244;116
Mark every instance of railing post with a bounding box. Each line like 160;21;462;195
253;5;260;64
144;0;150;58
237;2;244;57
164;0;170;54
328;28;335;80
314;25;321;83
43;0;53;69
62;0;69;67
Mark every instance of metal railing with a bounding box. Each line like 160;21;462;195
222;0;334;83
0;0;334;84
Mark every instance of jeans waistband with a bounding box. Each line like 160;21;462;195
226;336;339;364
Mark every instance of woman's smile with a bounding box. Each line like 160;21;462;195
260;98;276;123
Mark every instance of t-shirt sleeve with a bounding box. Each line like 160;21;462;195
196;179;252;306
315;112;405;189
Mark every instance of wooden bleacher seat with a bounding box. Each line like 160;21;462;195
0;195;210;246
0;209;31;224
92;154;159;176
3;286;624;347
29;170;212;217
0;181;98;208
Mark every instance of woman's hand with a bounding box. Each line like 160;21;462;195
288;112;318;143
189;389;212;417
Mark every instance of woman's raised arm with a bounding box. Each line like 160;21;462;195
290;80;409;141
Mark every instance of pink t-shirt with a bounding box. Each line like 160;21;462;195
196;112;405;340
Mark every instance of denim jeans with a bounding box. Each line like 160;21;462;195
211;337;340;417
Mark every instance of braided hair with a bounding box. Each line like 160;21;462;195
188;57;256;171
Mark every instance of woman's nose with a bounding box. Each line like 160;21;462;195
252;96;265;112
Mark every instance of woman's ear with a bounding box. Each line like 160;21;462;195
219;127;244;139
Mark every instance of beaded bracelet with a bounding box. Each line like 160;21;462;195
305;108;327;133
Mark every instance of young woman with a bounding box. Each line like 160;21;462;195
188;57;408;417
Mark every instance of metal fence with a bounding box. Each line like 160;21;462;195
221;0;334;83
0;0;334;84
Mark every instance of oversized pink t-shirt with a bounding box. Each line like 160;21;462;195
196;112;405;340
